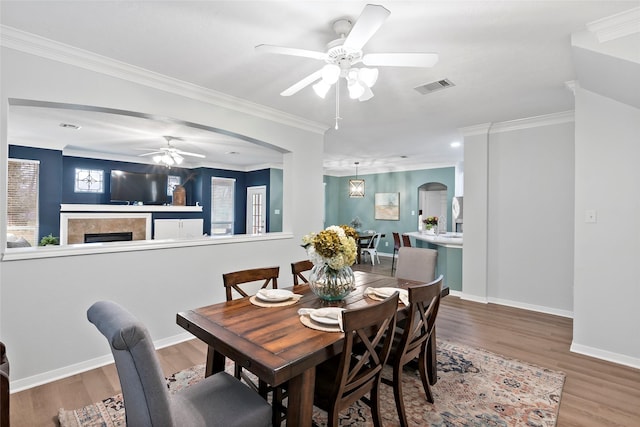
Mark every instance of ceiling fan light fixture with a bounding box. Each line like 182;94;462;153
313;80;331;98
173;154;184;165
358;85;374;102
358;67;378;88
321;64;341;84
162;154;174;166
153;155;163;164
347;79;365;99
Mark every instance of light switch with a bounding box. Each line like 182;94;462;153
274;209;280;215
411;210;415;216
585;210;597;223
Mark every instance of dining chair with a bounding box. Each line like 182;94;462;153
391;232;402;272
382;275;443;427
223;266;279;301
222;266;286;425
361;232;382;265
401;234;412;247
87;301;271;427
395;247;438;283
313;293;399;427
291;259;314;285
0;342;9;427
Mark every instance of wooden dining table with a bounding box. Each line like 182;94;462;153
176;271;447;427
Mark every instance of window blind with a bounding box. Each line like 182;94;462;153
7;159;40;245
211;177;235;236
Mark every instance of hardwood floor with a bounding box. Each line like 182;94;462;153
9;256;640;426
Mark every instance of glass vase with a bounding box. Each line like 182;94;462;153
309;264;355;301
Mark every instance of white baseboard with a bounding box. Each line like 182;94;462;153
10;332;195;393
487;297;573;319
460;293;488;303
570;342;640;370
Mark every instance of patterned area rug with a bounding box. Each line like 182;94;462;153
58;340;565;427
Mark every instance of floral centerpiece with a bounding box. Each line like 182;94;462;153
302;225;358;301
423;216;439;234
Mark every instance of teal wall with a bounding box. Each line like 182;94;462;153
269;168;283;232
324;167;455;252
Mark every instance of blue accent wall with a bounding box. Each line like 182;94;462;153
324;167;455;251
62;156;195;205
9;145;276;240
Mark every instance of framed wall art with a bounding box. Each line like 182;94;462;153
374;192;400;220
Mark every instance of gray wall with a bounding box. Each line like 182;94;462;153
0;45;326;389
573;87;640;364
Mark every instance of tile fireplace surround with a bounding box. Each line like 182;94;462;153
59;204;202;245
61;213;151;245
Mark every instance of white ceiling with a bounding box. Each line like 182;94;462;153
1;1;636;175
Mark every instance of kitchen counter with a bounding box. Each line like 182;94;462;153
405;231;463;248
403;231;463;292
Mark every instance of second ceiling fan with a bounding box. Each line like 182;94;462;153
256;4;439;102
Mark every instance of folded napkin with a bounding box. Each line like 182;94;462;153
363;287;409;306
298;307;344;331
256;289;301;301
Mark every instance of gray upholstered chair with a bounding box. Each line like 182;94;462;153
87;301;271;427
1;341;9;427
395;247;438;282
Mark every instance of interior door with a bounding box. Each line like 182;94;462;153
246;186;267;234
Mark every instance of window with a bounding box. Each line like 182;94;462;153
74;168;104;193
7;159;39;245
167;175;181;196
211;177;235;236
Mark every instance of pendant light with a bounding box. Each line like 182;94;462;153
349;162;365;198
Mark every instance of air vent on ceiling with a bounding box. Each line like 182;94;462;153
414;78;455;95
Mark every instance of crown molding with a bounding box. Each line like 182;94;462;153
459;110;574;139
458;123;492;137
564;80;578;95
587;7;640;43
490;110;574;134
0;25;328;135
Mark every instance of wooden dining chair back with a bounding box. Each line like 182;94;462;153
0;342;9;427
391;232;402;271
395;247;438;283
383;275;443;427
314;293;399;427
221;266;285;425
87;301;271;427
223;266;279;301
291;260;314;285
401;234;412;247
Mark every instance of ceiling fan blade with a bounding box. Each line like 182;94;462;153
176;150;206;158
138;151;163;156
281;69;324;96
362;52;439;68
343;4;390;51
255;44;327;60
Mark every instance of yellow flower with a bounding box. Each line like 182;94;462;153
302;225;358;269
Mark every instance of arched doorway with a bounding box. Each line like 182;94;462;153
418;182;447;232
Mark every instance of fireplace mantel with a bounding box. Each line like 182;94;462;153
60;204;202;213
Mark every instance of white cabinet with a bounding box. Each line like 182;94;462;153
154;219;203;240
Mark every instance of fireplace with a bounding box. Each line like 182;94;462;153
60;212;152;245
84;232;133;243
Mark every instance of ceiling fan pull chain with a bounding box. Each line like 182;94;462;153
335;80;341;130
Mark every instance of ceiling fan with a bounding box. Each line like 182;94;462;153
255;4;439;103
138;136;205;167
